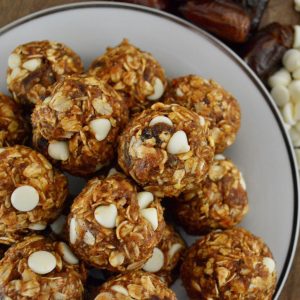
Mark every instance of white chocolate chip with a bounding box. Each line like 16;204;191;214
53;292;66;300
282;102;296;125
50;215;66;235
90;118;111;141
214;154;225;160
149;116;173;127
167;130;190;155
168;243;183;260
84;230;95;245
94;204;117;228
143;247;164;272
199;116;206;126
271;85;290;107
293;68;300;80
268;68;291;88
176;88;184;97
28;223;47;231
283;49;300;72
137;191;154;209
107;168;118;177
141;208;158;230
11;185;39;212
28;251;56;275
23;58;42;71
289;80;300;102
295;0;300;12
0;148;5;153
263;257;275;273
48;141;69;161
10;67;21;79
58;242;79;265
69;218;77;244
111;285;129;296
147;78;165;100
8;53;21;69
294;25;300;48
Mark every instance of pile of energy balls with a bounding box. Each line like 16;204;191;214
0;39;277;299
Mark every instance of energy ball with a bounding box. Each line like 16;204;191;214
118;102;215;197
94;270;177;300
142;224;186;285
67;173;165;272
175;154;248;235
7;40;83;106
181;228;277;300
32;74;129;176
0;92;29;147
164;75;241;153
89;39;167;113
0;145;68;245
0;235;85;299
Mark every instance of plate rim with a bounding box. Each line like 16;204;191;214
0;2;299;298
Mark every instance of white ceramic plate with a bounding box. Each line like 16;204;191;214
0;2;299;299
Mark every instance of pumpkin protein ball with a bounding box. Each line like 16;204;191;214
181;228;277;300
0;92;29;147
175;154;249;235
7;40;83;106
142;224;186;285
89;39;167;113
32;74;129;176
0;145;68;245
118;102;215;197
94;270;177;300
0;235;86;299
164;75;241;153
66;173;165;272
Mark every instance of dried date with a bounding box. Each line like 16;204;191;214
243;23;294;80
179;0;251;43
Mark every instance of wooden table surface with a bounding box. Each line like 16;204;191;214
0;0;299;299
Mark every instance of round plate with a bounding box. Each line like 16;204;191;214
0;2;299;299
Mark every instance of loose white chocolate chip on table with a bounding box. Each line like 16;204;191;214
58;242;79;265
50;215;66;235
28;223;47;231
11;185;39;212
8;53;21;69
140;208;158;230
168;243;183;260
94;204;117;228
282;102;296;126
28;251;57;275
90;118;111;141
137;191;154;209
167;130;190;155
69;218;78;244
283;49;300;72
48;141;70;161
263;257;276;273
111;285;129;296
268;68;291;88
149;116;173;127
84;230;95;245
288;80;300;102
143;247;164;272
199;116;206;126
22;58;42;71
147;77;165;100
271;86;290;107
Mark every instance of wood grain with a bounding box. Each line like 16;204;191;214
0;0;299;299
